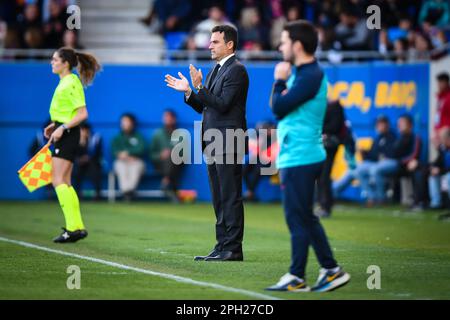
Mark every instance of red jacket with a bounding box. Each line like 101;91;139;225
435;88;450;131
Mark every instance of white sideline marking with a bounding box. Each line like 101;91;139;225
0;236;281;300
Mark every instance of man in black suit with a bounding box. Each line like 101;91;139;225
165;25;249;261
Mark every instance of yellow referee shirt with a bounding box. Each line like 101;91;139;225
49;73;86;123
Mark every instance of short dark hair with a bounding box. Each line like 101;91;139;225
211;24;238;51
164;108;177;118
376;114;389;124
399;114;413;126
283;20;318;55
437;72;450;83
121;113;137;126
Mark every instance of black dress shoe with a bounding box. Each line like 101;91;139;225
53;228;88;243
204;251;243;261
194;249;220;261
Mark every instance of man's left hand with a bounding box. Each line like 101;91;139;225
189;64;203;89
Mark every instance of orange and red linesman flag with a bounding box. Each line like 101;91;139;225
17;142;52;192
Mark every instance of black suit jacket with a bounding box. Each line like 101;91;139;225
185;55;249;155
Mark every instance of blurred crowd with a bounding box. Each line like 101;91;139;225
1;0;449;61
0;0;82;50
142;0;450;60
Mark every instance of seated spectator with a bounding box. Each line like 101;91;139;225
24;26;44;49
392;114;423;208
17;2;42;48
238;6;270;50
357;115;421;207
393;37;410;63
189;5;229;50
149;109;185;202
62;29;83;50
409;31;434;61
378;29;392;55
427;127;450;209
112;113;146;201
334;5;372;51
74;123;103;200
139;0;192;34
356;115;397;206
4;27;21;50
243;121;278;202
43;0;66;48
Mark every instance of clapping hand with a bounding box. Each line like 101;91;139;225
189;64;203;88
165;72;190;93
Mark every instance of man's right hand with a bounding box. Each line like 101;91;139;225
165;72;191;93
44;123;55;139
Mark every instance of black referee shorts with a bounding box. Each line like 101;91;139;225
52;122;80;162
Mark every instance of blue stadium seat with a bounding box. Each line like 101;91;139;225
165;32;189;50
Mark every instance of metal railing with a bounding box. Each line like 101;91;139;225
0;44;449;64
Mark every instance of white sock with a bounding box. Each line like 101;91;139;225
328;266;341;273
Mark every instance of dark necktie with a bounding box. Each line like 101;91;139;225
209;63;221;86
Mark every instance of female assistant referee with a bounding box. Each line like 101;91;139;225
43;47;100;243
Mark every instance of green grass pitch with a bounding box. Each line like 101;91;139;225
0;201;449;300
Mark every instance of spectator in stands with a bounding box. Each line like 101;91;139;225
243;121;278;202
4;27;21;49
238;6;270;50
74;123;103;200
393;37;410;63
43;0;66;48
269;4;302;50
316;24;336;52
62;29;83;50
149;109;185;202
334;5;372;51
316;0;339;28
267;0;287;49
428;127;450;209
433;72;450;145
316;99;346;218
189;5;230;50
378;29;392;55
419;0;450;27
409;31;434;61
24;26;45;49
17;2;42;48
356;115;397;206
392;114;423;209
112;113;146;201
430;28;449;59
140;0;192;34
